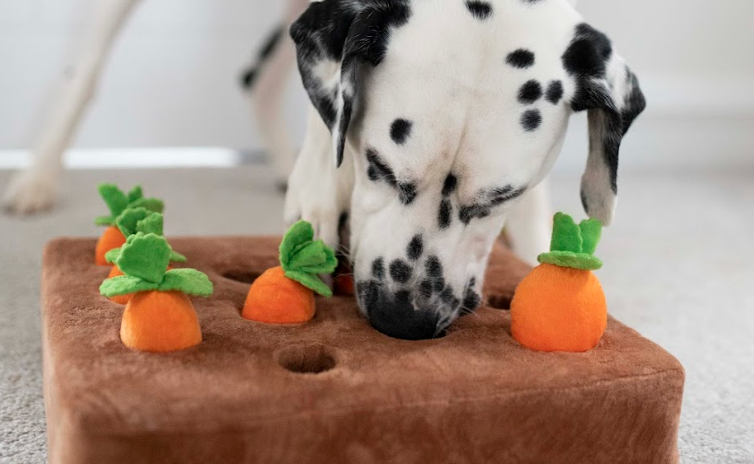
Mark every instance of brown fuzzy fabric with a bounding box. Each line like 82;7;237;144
41;237;684;464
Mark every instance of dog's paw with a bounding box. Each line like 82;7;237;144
284;175;343;251
284;159;352;252
3;170;59;215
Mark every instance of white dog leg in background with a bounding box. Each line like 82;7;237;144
284;105;354;251
244;0;309;187
504;179;553;266
3;0;142;214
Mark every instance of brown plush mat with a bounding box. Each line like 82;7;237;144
41;237;684;464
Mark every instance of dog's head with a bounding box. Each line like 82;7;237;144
291;0;645;340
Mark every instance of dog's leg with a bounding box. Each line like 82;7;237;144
284;105;354;252
505;179;553;266
241;0;309;188
3;0;142;214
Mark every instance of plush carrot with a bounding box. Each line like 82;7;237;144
511;213;607;353
104;208;186;304
242;220;338;324
100;233;212;352
95;184;164;265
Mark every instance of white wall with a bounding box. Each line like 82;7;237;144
0;0;752;170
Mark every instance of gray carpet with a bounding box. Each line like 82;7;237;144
1;167;752;463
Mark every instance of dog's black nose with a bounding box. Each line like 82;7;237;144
358;282;442;340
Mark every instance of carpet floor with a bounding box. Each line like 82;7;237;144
1;167;752;463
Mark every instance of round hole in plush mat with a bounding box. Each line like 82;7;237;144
222;270;263;285
275;344;337;374
486;294;512;310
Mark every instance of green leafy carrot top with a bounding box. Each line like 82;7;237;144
279;221;338;297
100;234;212;298
104;208;186;264
95;184;164;226
538;213;603;271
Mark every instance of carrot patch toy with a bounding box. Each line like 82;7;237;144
100;233;212;352
95;184;164;265
511;213;607;353
104;208;186;304
242;220;338;324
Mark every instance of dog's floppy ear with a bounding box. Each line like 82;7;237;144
291;0;411;168
564;24;646;226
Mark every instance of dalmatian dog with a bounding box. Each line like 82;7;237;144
278;0;645;340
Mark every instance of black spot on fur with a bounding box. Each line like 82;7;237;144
465;1;493;19
506;49;535;69
395;289;411;305
398;182;417;205
390;119;413;145
389;260;412;283
241;26;284;89
461;277;481;314
621;69;647;135
545;80;564;105
366;148;417;205
442;174;458;196
439;199;453;229
433;276;446;293
419;280;434;298
460;185;528;224
372;258;385;280
439;286;460;309
521;109;542;131
426;256;443;278
407;235;424;261
358;280;380;311
562;23;613;112
518;80;543;104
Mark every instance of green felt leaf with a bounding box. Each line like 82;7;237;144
170;250;187;263
579;219;603;256
115;233;171;283
98;184;129;220
105;248;120;263
105;243;186;264
277;220;337;297
116;208;158;237
138;213;164;236
95;215;115;226
158;269;213;296
284;270;333;297
550;212;583;253
127;185;143;204
99;275;159;297
287;242;326;269
295;246;338;274
538;251;603;271
130;197;164;214
279;220;315;268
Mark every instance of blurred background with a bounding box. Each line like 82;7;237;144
0;1;752;463
0;0;752;169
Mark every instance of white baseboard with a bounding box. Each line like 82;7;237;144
0;147;264;170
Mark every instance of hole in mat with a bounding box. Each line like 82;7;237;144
222;270;263;284
486;294;512;310
275;344;337;374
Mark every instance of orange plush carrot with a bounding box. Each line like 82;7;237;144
100;233;212;352
94;184;164;265
511;213;607;353
242;221;337;324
